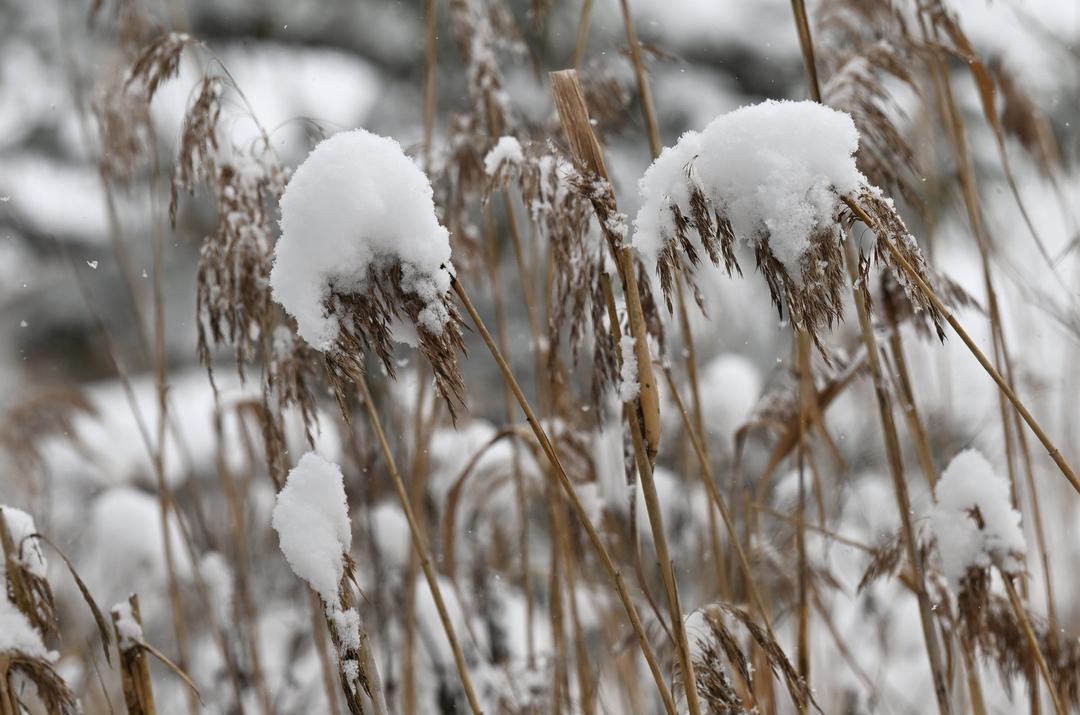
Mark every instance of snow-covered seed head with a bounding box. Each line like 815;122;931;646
931;449;1027;593
633;100;941;352
270;129;466;418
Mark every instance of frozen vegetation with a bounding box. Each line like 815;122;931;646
2;0;1080;713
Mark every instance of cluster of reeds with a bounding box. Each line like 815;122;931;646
5;0;1080;712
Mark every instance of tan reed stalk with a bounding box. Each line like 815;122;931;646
926;45;1025;508
549;69;662;463
782;9;822;699
422;0;438;170
658;368;774;631
561;522;597;715
548;65;699;712
402;373;429;715
669;276;728;601
881;295;939;495
310;591;344;715
617;0;718;583
354;374;483;714
598;273;679;645
959;632;989;715
214;418;276;715
112;594;157;715
0;658;16;715
326;575;389;715
596;269;703;704
1002;574;1066;715
146;138;201;715
624;371;700;710
1008;356;1060;636
617;0;661;159
572;0;594;67
548;68;700;710
451;275;678;714
841;239;953;715
795;335;812;713
547;492;570;714
846;197;1080;497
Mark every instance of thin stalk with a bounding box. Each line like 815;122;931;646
452;276;678;715
547;493;570;714
882;294;939;494
617;0;661;158
850;199;1080;497
150;139;200;715
487;202;540;666
625;381;701;715
1002;574;1066;715
842;240;952;715
422;0;438;171
562;521;597;715
959;635;989;715
788;0;822;102
795;333;812;711
355;374;483;715
571;0;594;67
550;69;662;462
403;372;435;715
311;591;343;715
659;368;774;632
598;274;697;706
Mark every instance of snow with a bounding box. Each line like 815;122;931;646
271;452;353;603
632;100;864;276
84;487;193;607
112;601;144;648
618;335;639;402
368;502;411;570
0;506;47;580
0;506;51;658
0;155;111;243
270;129;454;350
0;598;49;657
40;369;341;491
483;136;524;176
699;353;761;443
930;449;1027;588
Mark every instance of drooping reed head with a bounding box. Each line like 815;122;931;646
633;99;943;352
270;129;466;418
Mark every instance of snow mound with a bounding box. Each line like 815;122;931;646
270;129;453;350
633;100;864;276
272;452;353;603
930;449;1026;588
484;136;524;176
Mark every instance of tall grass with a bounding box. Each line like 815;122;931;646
2;0;1080;713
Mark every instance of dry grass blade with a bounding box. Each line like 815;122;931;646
717;603;815;712
0;651;78;715
325;262;468;421
0;389;96;485
857;532;905;593
925;2;1059;274
34;533;114;665
126;32;196;101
